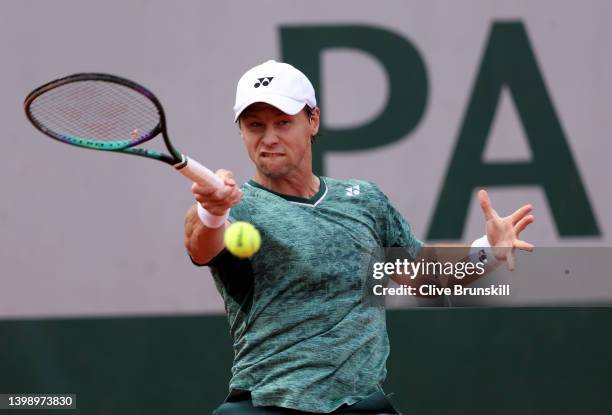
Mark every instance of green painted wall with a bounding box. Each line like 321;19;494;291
1;309;611;414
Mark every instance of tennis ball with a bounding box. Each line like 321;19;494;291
224;221;261;258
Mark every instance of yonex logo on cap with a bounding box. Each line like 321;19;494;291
254;77;274;88
233;61;317;121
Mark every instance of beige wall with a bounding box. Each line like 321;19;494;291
1;1;610;317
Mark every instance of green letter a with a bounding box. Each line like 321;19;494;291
427;22;600;240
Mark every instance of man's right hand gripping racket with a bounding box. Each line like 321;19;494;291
24;73;224;190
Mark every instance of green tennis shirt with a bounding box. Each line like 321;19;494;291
201;177;422;413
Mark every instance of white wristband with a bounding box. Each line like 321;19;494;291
470;235;495;264
197;203;229;229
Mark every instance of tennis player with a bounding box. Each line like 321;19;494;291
184;60;534;414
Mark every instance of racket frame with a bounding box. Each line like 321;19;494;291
24;72;182;166
24;73;224;189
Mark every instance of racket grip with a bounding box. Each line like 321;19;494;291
175;155;224;190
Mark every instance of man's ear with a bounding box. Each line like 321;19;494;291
310;107;321;136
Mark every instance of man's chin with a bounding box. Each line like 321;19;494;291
257;163;291;179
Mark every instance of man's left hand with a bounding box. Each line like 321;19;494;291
478;189;535;270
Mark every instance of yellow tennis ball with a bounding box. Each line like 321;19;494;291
224;221;261;258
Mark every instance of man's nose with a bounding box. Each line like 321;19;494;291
261;127;279;146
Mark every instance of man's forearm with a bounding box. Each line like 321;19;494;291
421;243;500;288
392;244;499;296
184;204;227;265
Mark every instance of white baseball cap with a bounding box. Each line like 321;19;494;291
233;60;317;122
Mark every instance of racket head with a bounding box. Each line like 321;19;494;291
24;73;168;152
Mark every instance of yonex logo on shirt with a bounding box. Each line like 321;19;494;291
254;77;274;88
346;185;360;196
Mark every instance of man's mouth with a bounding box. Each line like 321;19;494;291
260;152;284;158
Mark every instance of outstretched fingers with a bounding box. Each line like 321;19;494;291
514;214;535;236
510;204;533;225
506;249;516;271
478;189;496;221
514;239;535;252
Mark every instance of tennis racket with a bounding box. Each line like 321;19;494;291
24;73;224;190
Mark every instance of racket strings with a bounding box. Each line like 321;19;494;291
42;82;158;138
32;84;125;137
28;81;160;144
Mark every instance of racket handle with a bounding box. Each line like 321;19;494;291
174;155;224;190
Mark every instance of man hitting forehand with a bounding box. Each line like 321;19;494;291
184;60;534;414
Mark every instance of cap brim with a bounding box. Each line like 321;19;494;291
233;94;306;122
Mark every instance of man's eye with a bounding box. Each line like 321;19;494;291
249;122;263;128
278;120;290;126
